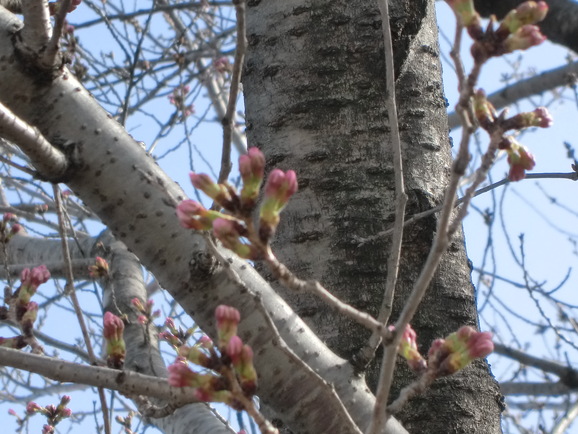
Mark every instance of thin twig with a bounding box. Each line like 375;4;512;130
358;171;578;244
365;0;408;431
365;17;481;425
44;0;72;66
53;185;112;434
266;253;391;341
217;0;247;184
0;346;201;407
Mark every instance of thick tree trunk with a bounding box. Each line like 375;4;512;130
243;0;503;432
0;7;407;434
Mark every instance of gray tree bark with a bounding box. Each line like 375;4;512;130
243;0;503;433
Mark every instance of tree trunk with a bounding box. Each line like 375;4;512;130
243;0;503;432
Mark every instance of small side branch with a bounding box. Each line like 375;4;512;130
218;0;247;184
0;347;200;407
0;101;68;180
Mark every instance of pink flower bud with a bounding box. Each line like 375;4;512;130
259;169;298;240
531;107;553;128
26;402;42;414
199;335;213;348
264;169;298;203
391;324;427;373
215;305;240;348
168;361;197;387
428;326;493;377
226;335;244;360
176;200;228;230
103;312;126;368
212;218;257;259
505;25;546;52
499;1;548;35
20;265;50;289
189;173;237;210
507;143;536;181
473;90;496;129
88;257;109;278
239;148;266;210
103;312;124;340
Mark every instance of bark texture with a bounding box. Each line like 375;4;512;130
0;7;408;434
243;0;503;432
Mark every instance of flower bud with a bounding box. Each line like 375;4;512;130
212;218;257;259
189;173;237;211
504;25;546;52
176;200;228;230
259;169;298;241
239;148;265;212
88;257;109;279
498;1;548;36
215;305;240;348
428;326;493;377
103;312;126;368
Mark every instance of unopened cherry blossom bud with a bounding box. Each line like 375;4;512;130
103;312;125;368
88;257;109;279
168;360;198;387
505;107;553;130
234;344;258;396
26;402;42;415
215;305;240;348
445;0;483;39
212;218;257;259
179;345;213;368
199;335;213;348
498;1;548;36
31;265;50;286
428;326;493;377
189;173;238;211
506;141;536;181
259;169;298;241
239;148;265;211
177;200;234;231
19;265;50;303
473;90;496;130
504;25;546;52
390;324;427;373
225;335;244;360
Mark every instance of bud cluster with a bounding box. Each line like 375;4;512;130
473;91;551;181
169;85;195;119
446;1;548;63
0;213;21;243
0;265;51;350
391;324;493;378
446;1;553;182
25;395;72;433
88;256;109;279
131;297;161;325
176;147;298;258
167;305;258;409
